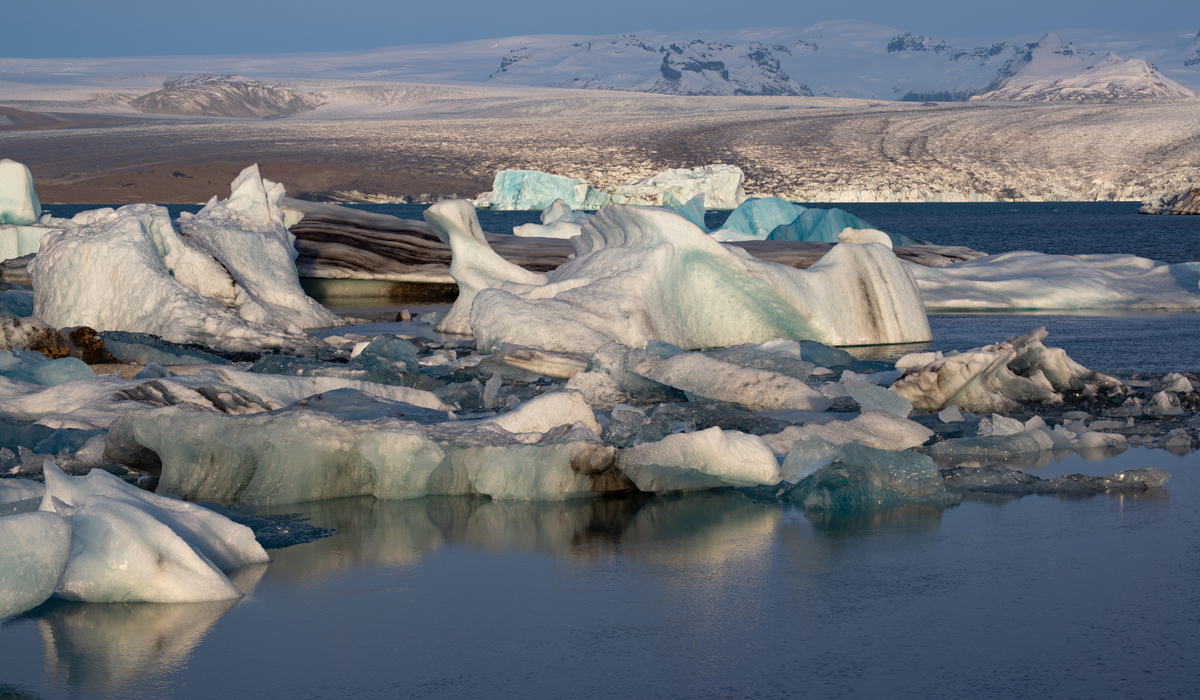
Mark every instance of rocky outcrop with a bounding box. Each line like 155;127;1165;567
131;75;319;119
1140;186;1200;214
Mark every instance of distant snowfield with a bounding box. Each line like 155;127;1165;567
1;20;1198;104
1;21;1198;204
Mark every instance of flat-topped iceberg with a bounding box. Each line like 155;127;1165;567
30;166;341;353
910;251;1200;310
426;200;932;354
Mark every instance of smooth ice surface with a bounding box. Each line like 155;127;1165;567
0;159;41;226
436;202;931;354
839;371;912;416
0;478;45;505
619;427;782;492
910;251;1200;310
0;511;71;618
627;350;831;411
710;197;803;241
802;411;933;450
0;225;54;263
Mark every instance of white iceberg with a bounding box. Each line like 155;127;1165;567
621;164;747;209
482;165;747;211
427;200;932;355
892;327;1122;413
910;251;1200;310
30;166;341;353
618;427;783;492
0;159;41;226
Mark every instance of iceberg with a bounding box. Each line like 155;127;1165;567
621;164;747;209
482;165;747;211
910;251;1200;310
0;159;41;226
624;349;832;411
0;510;72;617
892;327;1122;413
618;427;783;492
31;174;340;353
428;200;931;355
487;170;590;211
512;199;591;239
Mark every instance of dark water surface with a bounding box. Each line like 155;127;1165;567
1;448;1196;700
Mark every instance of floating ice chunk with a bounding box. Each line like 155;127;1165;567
938;405;964;422
767;207;910;245
619;427;782;492
665;193;708;231
928;430;1056;461
0;159;41;226
474;390;601;436
892;328;1120;413
445;203;931;354
710;197;803;241
776;429;844;482
628;350;832;412
424;199;547;335
896;351;943;372
0;511;71;617
784;443;960;510
910;251;1200;310
1146;390;1184;416
977;414;1025;436
703;344;815;382
493;343;589;378
513;220;584;238
30;204;326;354
100;331;231;366
623;164;747;209
213;369;450;411
451;426;621;501
804;410;933;450
1162;373;1194;393
0;478;45;504
129;406;447;505
176;165;342;333
943;465;1168;495
40;462;269;572
133;362;171;379
488;170;590;210
0;225;55;263
797;341;855;368
839;371;912;417
838;227;893;248
0;356;94;386
352;334;420;373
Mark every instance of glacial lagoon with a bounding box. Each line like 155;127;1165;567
2;202;1199;699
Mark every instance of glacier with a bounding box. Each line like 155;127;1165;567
427;199;932;354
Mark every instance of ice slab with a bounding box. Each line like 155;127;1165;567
783;442;961;511
627;350;832;411
802;410;933;450
0;510;71;618
892;327;1121;413
618;427;783;492
431;200;931;354
0;159;41;226
943;465;1169;494
910;251;1200;310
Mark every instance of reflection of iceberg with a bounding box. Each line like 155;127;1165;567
22;590;253;695
428;200;932;354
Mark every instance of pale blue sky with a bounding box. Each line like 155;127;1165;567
9;0;1195;58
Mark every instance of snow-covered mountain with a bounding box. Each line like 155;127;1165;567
971;34;1194;102
1;21;1197;104
489;36;811;96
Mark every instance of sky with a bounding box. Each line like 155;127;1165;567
8;0;1197;58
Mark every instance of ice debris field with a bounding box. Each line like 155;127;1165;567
1;158;1198;618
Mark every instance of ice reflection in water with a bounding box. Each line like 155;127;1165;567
12;565;264;697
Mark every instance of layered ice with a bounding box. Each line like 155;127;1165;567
430;200;931;354
910;252;1200;310
31;166;340;353
892;327;1121;413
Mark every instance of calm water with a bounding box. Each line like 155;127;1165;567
2;448;1196;700
8;203;1197;699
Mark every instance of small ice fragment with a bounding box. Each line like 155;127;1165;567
938;405;964;423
